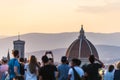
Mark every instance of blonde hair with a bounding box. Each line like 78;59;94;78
116;62;120;69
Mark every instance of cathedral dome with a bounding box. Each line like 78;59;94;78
66;25;99;61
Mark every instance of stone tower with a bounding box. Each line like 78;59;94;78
13;35;25;58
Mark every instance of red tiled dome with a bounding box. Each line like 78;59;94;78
66;25;99;61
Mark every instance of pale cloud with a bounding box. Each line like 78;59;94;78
77;0;120;13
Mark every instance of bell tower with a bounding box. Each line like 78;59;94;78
13;34;25;58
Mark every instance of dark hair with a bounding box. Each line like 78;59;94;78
61;56;67;63
89;55;95;64
42;55;49;63
12;50;19;57
2;57;8;63
19;58;24;62
77;59;81;66
72;58;79;66
29;55;37;74
108;65;114;72
66;60;69;65
2;60;7;63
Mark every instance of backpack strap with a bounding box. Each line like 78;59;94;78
72;67;81;80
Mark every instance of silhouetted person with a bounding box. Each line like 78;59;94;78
104;65;115;80
25;55;38;80
114;62;120;80
45;51;58;80
86;55;105;80
39;55;57;80
0;57;8;80
57;56;70;80
19;58;25;78
68;59;84;80
8;50;20;80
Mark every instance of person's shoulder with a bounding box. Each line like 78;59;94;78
94;63;101;65
87;63;91;67
115;69;120;73
68;67;73;74
69;67;73;71
8;58;14;64
40;65;48;70
94;63;102;67
50;64;57;69
58;64;62;68
94;63;99;65
9;58;14;61
75;66;83;71
79;67;84;71
88;63;101;67
66;65;70;69
51;64;56;67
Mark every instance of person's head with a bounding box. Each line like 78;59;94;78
89;55;95;64
19;58;24;63
29;55;37;64
24;58;27;63
12;50;19;58
71;58;79;67
29;55;37;74
76;59;81;66
108;65;114;72
42;55;49;64
2;57;8;64
48;58;54;65
66;60;69;65
61;56;67;64
116;62;120;70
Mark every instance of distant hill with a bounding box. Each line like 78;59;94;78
96;45;120;64
27;45;120;64
1;32;120;60
0;35;8;39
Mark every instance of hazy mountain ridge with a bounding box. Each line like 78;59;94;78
1;32;120;62
27;45;120;64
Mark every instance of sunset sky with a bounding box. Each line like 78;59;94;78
0;0;120;35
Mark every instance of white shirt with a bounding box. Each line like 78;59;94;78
104;70;115;80
68;66;84;80
25;64;38;80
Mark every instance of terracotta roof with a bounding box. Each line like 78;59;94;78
66;25;99;61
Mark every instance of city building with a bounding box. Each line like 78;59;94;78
66;25;99;65
13;35;25;58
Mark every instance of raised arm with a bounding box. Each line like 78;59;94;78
95;58;105;68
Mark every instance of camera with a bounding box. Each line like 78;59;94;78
46;51;52;54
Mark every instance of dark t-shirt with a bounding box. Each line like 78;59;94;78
86;63;102;80
114;70;120;80
39;65;57;80
19;63;25;75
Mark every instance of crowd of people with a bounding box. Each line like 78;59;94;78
0;50;120;80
